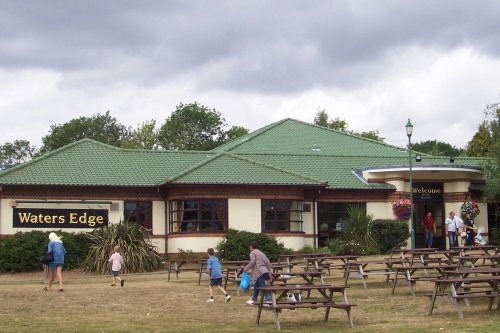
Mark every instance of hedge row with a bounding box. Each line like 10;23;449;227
0;230;88;272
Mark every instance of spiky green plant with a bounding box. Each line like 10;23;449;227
82;221;163;274
339;205;378;254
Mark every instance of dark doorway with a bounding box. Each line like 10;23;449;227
487;203;499;237
412;183;444;249
414;203;444;249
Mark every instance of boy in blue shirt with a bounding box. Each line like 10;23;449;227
206;248;231;303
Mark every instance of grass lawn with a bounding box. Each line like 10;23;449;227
0;257;499;333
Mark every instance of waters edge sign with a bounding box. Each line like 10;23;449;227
13;208;108;228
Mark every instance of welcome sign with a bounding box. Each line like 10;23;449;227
13;208;108;228
412;183;443;202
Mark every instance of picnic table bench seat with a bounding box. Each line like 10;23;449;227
428;276;500;318
255;284;355;330
268;301;356;311
345;259;404;288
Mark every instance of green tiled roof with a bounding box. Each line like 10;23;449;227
241;154;485;189
0;119;486;189
0;139;215;186
213;118;409;156
164;153;326;186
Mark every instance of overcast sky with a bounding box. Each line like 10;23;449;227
1;0;500;150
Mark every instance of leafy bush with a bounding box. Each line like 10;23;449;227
325;239;346;255
61;232;89;269
216;229;291;261
370;219;410;253
298;245;330;254
81;221;163;274
326;238;379;256
0;230;88;272
489;227;500;246
176;248;197;259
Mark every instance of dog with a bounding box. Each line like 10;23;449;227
286;290;302;303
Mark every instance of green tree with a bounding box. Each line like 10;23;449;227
122;120;159;150
413;140;464;156
359;130;385;143
313;110;349;131
314;109;329;127
224;125;249;142
158;102;227;151
330;117;349;132
0;140;37;165
466;123;493;157
313;110;383;142
39;111;132;154
481;103;500;204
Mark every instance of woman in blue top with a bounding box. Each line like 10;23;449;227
44;232;66;292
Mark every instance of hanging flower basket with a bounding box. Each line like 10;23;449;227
460;200;480;219
391;198;413;220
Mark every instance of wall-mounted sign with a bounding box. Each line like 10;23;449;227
13;208;108;228
412;183;443;202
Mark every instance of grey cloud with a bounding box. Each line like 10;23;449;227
1;0;499;93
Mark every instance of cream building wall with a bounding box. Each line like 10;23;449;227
167;236;224;253
151;200;166;253
366;202;393;220
228;198;261;233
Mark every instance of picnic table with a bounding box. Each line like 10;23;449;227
345;258;405;289
166;259;251;284
441;266;500;306
277;253;328;273
270;271;326;288
165;259;203;282
389;248;438;260
451;245;498;256
254;284;356;330
391;263;458;296
428;275;500;318
276;255;297;273
409;250;461;266
443;266;500;279
303;255;358;275
458;254;500;269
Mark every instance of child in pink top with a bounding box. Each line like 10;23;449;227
108;246;124;287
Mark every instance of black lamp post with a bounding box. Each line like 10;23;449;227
406;118;415;248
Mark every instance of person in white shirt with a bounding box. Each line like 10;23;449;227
108;246;124;287
445;211;463;249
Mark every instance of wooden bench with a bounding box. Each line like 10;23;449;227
165;259;202;282
303;255;358;277
391;264;458;296
255;284;356;330
345;259;404;289
428;276;500;318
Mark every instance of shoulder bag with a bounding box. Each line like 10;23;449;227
40;252;54;265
